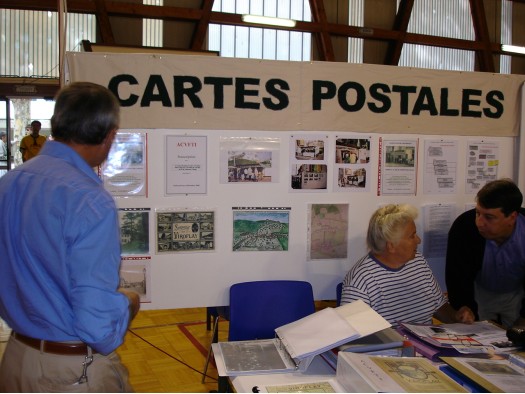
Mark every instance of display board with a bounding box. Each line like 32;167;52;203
64;53;525;309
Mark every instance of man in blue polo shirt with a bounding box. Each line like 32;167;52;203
0;82;140;392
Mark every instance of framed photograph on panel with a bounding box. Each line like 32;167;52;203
156;208;215;253
119;208;150;256
101;131;148;197
120;258;151;303
232;207;290;252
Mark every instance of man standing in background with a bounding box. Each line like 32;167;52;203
19;120;46;162
0;82;140;392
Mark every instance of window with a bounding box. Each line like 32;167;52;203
348;0;513;73
209;0;312;61
143;0;163;47
398;0;475;71
0;9;95;78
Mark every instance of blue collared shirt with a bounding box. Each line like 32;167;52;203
0;141;130;355
478;214;525;293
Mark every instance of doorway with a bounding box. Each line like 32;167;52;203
0;97;54;176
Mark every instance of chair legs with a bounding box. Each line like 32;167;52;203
202;313;220;383
206;306;218;331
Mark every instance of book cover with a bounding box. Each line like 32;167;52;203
337;352;467;392
441;355;525;393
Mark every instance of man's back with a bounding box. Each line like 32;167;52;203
0;141;128;352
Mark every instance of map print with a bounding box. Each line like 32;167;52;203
232;208;290;252
309;204;348;260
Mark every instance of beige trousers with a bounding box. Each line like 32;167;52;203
0;335;133;392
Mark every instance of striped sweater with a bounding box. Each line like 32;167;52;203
341;252;447;327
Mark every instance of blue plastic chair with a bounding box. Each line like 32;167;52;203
336;282;343;306
228;280;316;341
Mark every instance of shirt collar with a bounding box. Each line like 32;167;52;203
39;140;102;185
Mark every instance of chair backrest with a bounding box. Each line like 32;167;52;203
228;280;316;341
336;282;343;307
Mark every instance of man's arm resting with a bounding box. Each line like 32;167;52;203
434;303;475;324
119;288;140;323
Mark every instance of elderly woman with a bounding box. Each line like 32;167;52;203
341;204;474;327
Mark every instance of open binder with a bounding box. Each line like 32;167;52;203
214;299;390;376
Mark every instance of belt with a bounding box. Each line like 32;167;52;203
11;331;96;356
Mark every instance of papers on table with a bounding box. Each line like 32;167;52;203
400;321;519;354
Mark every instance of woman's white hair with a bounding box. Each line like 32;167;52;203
366;204;418;254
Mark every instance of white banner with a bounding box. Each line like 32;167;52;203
65;52;524;137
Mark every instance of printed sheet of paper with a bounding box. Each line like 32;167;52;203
333;135;372;193
289;134;328;192
465;140;499;194
307;203;348;260
378;138;418;195
165;135;207;194
266;381;336;393
220;136;280;184
423;139;458;194
422;204;456;259
120;258;151;303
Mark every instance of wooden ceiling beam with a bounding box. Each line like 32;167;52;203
93;0;115;44
308;0;335;61
1;0;96;13
469;0;495;72
191;0;214;51
385;0;414;66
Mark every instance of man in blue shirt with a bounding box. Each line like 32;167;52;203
446;178;525;329
0;82;140;392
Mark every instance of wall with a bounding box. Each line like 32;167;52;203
65;52;524;309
